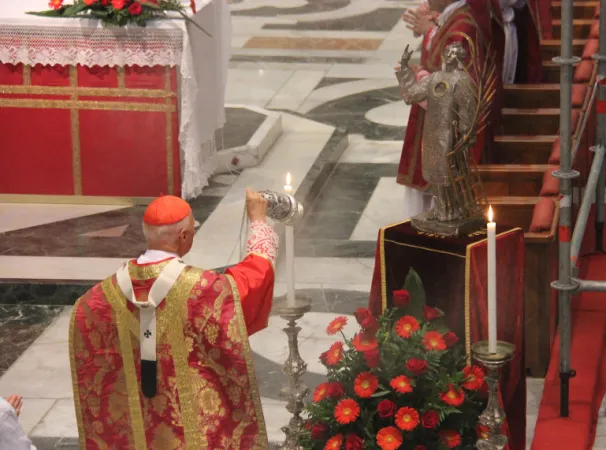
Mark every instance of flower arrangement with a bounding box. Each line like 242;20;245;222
29;0;207;30
300;269;488;450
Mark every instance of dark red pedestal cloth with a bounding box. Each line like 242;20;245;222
368;221;526;450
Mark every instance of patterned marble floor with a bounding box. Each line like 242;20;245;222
0;0;581;448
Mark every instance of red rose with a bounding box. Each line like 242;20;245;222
128;2;142;14
443;331;459;347
406;358;428;375
392;289;411;308
311;423;328;440
423;305;443;321
345;434;364;450
112;0;126;9
377;399;397;418
422;410;439;429
101;0;110;5
327;382;345;399
361;316;379;334
364;348;380;368
354;308;371;325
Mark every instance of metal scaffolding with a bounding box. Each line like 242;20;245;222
552;0;606;417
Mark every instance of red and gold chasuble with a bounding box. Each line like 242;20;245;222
69;254;274;450
397;5;499;190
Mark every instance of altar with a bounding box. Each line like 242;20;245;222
368;221;526;450
0;0;230;203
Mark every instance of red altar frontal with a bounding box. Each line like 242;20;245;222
368;221;526;450
0;63;180;202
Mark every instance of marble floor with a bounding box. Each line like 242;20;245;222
0;0;593;448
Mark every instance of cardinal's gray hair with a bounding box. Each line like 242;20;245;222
142;215;191;245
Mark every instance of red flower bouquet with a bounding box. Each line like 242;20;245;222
29;0;207;30
300;269;487;449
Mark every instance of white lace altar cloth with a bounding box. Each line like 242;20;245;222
0;0;231;199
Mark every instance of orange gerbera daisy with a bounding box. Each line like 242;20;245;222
334;399;361;425
439;430;462;448
390;375;413;394
324;434;344;450
422;331;447;351
48;0;64;8
376;426;403;450
394;316;420;338
352;331;378;352
440;384;465;406
322;341;344;366
395;406;420;431
313;382;329;402
354;372;379;398
326;316;348;335
462;365;485;391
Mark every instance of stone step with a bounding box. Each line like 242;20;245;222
503;84;588;109
551;1;599;20
552;19;595;39
493;135;556;165
478;164;549;197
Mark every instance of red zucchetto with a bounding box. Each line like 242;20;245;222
143;195;192;225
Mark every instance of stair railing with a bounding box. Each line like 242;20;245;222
552;0;606;419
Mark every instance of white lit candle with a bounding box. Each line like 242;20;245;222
285;173;296;306
487;206;497;354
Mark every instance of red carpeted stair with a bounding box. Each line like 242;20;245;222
531;208;606;450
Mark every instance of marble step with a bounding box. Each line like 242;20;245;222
215;104;283;174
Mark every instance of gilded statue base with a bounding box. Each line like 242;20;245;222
274;295;312;450
472;341;516;450
411;212;485;237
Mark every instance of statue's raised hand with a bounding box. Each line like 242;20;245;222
400;45;414;67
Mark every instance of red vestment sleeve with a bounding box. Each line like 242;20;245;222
226;254;275;336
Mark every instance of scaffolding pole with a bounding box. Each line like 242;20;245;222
596;0;606;251
551;0;580;418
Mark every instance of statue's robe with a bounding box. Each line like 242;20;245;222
397;4;503;190
69;254;274;450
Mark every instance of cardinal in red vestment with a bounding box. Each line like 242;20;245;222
397;0;504;213
69;191;277;449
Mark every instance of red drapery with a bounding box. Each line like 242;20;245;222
368;222;526;450
0;63;181;199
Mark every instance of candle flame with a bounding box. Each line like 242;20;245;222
286;172;291;186
488;205;494;222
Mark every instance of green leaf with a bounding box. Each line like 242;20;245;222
370;390;391;398
91;10;109;17
403;268;426;318
63;3;88;15
26;10;65;17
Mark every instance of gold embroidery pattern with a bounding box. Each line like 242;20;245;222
225;274;269;447
164;67;175;195
22;65;31;86
69;297;87;450
102;278;147;450
128;259;172;280
69;66;83;195
0;98;175;112
164;268;206;450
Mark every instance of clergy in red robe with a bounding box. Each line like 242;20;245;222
397;0;503;199
69;191;277;449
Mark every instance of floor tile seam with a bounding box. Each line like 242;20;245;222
264;69;307;108
28;398;59;436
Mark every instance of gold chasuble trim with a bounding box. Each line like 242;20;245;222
165;268;205;450
68;297;87;450
102;278;147;450
225;274;269;446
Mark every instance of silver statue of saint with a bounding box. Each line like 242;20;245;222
396;42;487;236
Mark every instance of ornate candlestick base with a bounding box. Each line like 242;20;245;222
274;295;312;450
472;341;515;450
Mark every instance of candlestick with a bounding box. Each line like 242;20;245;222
285;173;296;307
487;206;497;354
